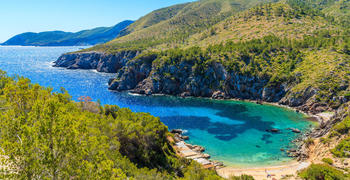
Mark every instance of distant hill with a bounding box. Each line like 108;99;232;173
1;20;134;46
82;0;349;53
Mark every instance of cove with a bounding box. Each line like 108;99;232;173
0;46;314;167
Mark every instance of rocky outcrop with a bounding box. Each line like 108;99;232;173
55;51;330;114
54;50;140;73
109;59;289;102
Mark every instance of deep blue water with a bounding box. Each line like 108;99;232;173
0;46;314;167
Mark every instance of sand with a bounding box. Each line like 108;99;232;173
216;161;310;180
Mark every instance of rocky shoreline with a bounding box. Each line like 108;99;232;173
54;51;341;115
170;129;224;169
54;51;344;169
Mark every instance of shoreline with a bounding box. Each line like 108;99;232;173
128;91;333;123
152;92;334;177
217;160;311;180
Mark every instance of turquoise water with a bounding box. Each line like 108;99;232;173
0;46;314;167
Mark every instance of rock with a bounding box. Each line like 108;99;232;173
171;129;183;134
267;128;280;133
173;133;182;142
180;92;191;98
182;136;189;140
202;153;211;159
289;149;297;152
193;145;205;152
54;50;140;73
215;162;224;166
212;91;226;99
292;128;301;133
145;89;152;96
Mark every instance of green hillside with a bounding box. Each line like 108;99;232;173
81;0;349;54
0;70;226;179
85;0;275;53
53;0;350;178
1;20;134;46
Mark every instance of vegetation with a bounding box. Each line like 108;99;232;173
229;175;255;180
127;31;349;107
82;0;279;53
332;137;350;158
298;164;347;180
2;20;134;46
322;158;334;165
79;0;349;53
0;70;222;179
330;115;350;137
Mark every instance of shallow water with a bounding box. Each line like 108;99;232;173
0;46;314;167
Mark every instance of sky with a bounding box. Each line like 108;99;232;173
0;0;195;42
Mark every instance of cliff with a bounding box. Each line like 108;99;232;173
54;50;140;73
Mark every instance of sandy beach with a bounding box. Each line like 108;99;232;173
216;161;310;180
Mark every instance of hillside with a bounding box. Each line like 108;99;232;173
53;0;350;178
1;20;133;46
0;70;230;179
85;0;275;53
80;0;349;53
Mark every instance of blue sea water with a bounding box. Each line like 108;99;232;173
0;46;314;167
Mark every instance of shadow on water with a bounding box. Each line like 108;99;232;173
160;114;275;141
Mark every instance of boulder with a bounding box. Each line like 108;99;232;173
182;136;189;140
266;128;280;133
171;129;183;134
292;128;301;133
202;153;211;159
193;145;205;152
212;91;226;99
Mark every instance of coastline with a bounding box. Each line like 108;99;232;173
128;91;333;123
148;92;335;178
217;160;311;180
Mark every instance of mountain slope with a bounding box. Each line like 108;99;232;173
86;0;275;53
1;20;134;46
53;0;350;178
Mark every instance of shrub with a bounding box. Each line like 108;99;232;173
298;164;346;180
304;138;315;147
330;116;350;137
230;174;255;180
320;137;331;145
322;158;334;165
332;137;350;158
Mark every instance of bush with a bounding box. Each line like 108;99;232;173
0;73;221;179
320;137;331;145
322;158;334;165
230;174;255;180
298;164;346;180
330;116;350;137
332;137;350;158
304;138;315;147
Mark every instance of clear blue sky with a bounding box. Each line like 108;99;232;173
0;0;195;42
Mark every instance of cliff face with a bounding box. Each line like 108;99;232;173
54;51;140;73
104;53;323;112
55;51;332;114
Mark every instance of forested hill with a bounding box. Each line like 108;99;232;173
0;70;227;179
56;0;350;113
80;0;349;53
85;0;276;52
1;20;133;46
